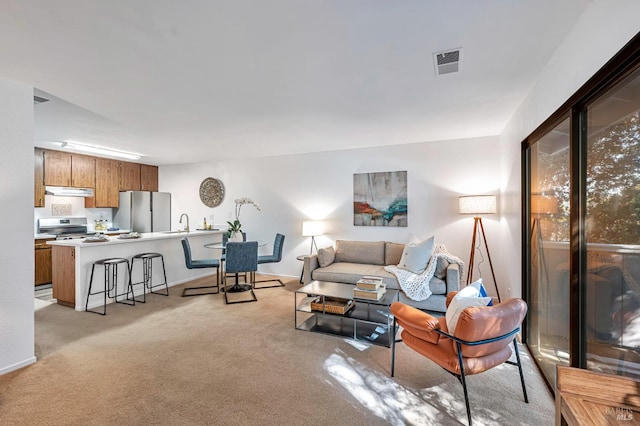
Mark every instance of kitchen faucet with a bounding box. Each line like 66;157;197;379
179;213;190;232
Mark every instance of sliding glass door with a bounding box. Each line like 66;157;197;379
524;35;640;387
528;117;571;382
584;67;640;377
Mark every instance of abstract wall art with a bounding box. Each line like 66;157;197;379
353;170;407;227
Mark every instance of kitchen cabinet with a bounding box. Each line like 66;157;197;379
35;238;53;285
43;150;72;186
42;149;95;188
120;161;141;191
36;148;159;207
71;154;95;188
52;245;75;308
86;158;119;208
140;164;158;191
34;148;45;207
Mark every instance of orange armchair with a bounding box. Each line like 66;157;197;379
390;293;528;426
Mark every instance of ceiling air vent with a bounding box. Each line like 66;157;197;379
34;95;50;105
433;48;462;76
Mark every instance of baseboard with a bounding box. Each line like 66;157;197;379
0;356;36;376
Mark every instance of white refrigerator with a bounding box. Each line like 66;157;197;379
114;191;171;233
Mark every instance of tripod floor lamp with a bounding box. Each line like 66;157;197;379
302;220;324;255
459;195;501;303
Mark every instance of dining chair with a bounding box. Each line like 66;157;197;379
223;241;258;304
254;233;285;289
222;232;247;281
180;237;220;296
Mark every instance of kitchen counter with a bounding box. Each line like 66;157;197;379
47;230;213;247
49;230;225;311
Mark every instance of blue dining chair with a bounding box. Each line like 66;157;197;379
223;241;258;304
181;237;220;296
254;233;285;289
221;232;247;281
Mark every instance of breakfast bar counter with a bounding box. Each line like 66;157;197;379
48;230;224;311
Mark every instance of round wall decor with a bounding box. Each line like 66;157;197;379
199;177;225;207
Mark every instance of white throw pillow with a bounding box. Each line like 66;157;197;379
397;235;435;274
445;279;492;333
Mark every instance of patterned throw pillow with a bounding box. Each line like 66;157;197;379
317;246;336;268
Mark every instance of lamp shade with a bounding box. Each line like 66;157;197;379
459;195;497;215
302;220;324;237
531;194;559;215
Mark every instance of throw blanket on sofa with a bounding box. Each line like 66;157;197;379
384;244;465;301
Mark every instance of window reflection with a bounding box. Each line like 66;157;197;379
586;68;640;378
528;117;571;383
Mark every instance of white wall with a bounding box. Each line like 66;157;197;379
161;136;506;296
0;77;36;374
499;0;640;298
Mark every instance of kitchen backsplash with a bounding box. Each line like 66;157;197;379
34;195;113;234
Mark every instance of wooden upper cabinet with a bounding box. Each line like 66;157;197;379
44;150;72;186
86;158;119;208
43;150;95;188
71;154;95;188
140;164;158;192
119;161;141;191
34;148;45;207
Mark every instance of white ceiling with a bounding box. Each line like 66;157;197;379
0;1;589;165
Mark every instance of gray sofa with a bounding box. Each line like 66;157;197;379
302;240;461;313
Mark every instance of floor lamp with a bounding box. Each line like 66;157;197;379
531;194;559;323
459;195;501;303
302;220;324;255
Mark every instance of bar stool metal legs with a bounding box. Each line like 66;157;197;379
130;252;169;302
85;258;135;315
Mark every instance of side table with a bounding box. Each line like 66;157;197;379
296;255;306;284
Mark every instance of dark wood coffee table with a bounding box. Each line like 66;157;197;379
295;280;398;347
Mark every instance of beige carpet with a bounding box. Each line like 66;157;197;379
1;276;554;425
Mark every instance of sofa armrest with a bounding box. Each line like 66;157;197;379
445;262;461;294
302;254;320;284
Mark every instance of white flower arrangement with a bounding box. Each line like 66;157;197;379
227;197;261;236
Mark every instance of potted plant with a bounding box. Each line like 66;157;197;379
227;197;260;241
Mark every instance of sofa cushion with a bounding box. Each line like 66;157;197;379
398;235;434;274
317;246;335;267
435;256;449;279
385;242;405;265
312;262;399;289
335;240;385;265
429;277;447;295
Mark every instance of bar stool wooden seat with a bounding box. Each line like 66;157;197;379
85;257;135;315
130;252;169;302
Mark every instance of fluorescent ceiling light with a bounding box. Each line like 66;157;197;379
61;141;142;160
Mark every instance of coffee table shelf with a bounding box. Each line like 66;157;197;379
295;280;398;347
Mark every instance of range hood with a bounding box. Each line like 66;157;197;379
45;186;94;197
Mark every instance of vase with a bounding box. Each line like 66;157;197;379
229;231;243;242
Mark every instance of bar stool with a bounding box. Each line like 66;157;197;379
130;252;169;302
85;257;135;315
